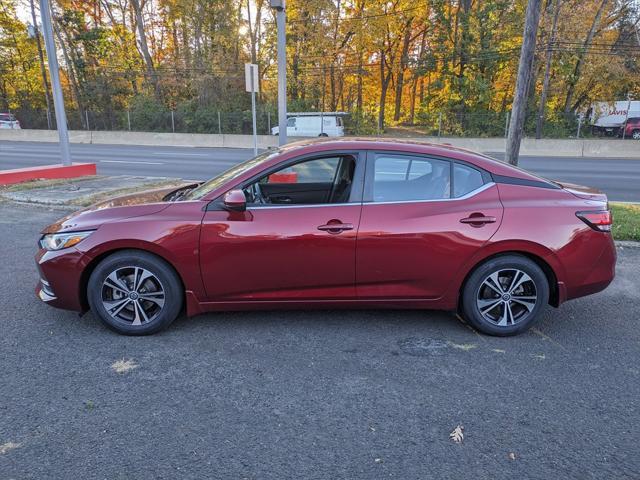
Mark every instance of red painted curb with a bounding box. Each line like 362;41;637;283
0;163;97;185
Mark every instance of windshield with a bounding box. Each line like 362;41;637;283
183;150;279;200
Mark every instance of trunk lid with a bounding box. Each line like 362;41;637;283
556;181;608;203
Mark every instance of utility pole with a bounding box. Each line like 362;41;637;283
39;0;72;166
506;0;542;165
270;0;287;145
28;0;52;130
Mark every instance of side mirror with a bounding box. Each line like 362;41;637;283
223;189;247;212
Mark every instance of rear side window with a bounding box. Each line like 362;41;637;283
0;114;15;121
453;163;484;197
372;154;450;202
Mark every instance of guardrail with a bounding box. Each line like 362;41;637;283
1;129;639;158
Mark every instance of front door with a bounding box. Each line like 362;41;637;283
200;152;363;302
356;152;503;299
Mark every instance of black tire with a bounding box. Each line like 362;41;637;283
459;255;549;336
318;133;329;137
87;250;183;335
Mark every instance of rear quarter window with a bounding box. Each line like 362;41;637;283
453;163;485;197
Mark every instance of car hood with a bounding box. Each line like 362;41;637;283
41;185;185;234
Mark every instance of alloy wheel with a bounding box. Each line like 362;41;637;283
475;269;538;327
632;130;640;140
101;266;165;326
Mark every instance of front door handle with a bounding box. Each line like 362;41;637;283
317;222;354;234
460;215;496;225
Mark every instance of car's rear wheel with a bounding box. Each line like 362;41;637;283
632;130;640;140
87;250;183;335
460;255;549;336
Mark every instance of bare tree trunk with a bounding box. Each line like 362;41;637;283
29;0;52;126
506;0;543;166
393;18;413;122
378;52;392;131
356;53;363;113
563;0;608;113
130;0;161;99
409;76;418;124
536;0;561;139
52;18;85;128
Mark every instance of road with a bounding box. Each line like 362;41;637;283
0;201;639;479
1;140;640;201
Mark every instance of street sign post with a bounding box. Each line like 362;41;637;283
245;63;259;156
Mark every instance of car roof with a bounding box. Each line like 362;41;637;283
274;137;543;181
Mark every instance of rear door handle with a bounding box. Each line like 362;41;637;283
317;223;354;233
460;215;496;225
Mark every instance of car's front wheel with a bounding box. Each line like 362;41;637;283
87;250;183;335
460;255;549;336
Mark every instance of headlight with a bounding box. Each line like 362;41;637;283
39;231;94;251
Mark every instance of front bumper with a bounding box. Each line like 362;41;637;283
35;247;90;312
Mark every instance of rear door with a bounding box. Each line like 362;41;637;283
356;151;503;299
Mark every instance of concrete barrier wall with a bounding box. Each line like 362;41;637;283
1;129;639;158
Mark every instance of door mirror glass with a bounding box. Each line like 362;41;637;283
223;189;247;211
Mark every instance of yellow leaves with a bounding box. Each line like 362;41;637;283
111;358;138;374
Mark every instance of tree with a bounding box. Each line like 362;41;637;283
536;0;561;139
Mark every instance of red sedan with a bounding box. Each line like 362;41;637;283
35;139;616;336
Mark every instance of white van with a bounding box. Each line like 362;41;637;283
271;112;345;137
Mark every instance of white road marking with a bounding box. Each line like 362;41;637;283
152;152;209;156
100;160;164;165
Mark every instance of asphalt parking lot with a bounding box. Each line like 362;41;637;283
1;201;639;479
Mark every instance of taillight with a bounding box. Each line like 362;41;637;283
576;210;612;232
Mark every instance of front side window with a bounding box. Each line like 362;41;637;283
372;154;450;202
184;150;278;201
244;155;357;206
287;117;296;127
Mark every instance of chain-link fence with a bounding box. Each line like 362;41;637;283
409;111;593;139
4;107;633;140
8;108;278;135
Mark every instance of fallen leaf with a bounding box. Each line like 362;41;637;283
449;425;464;444
0;442;21;455
491;348;506;353
111;358;138;374
508;452;516;460
374;458;383;463
448;342;477;351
